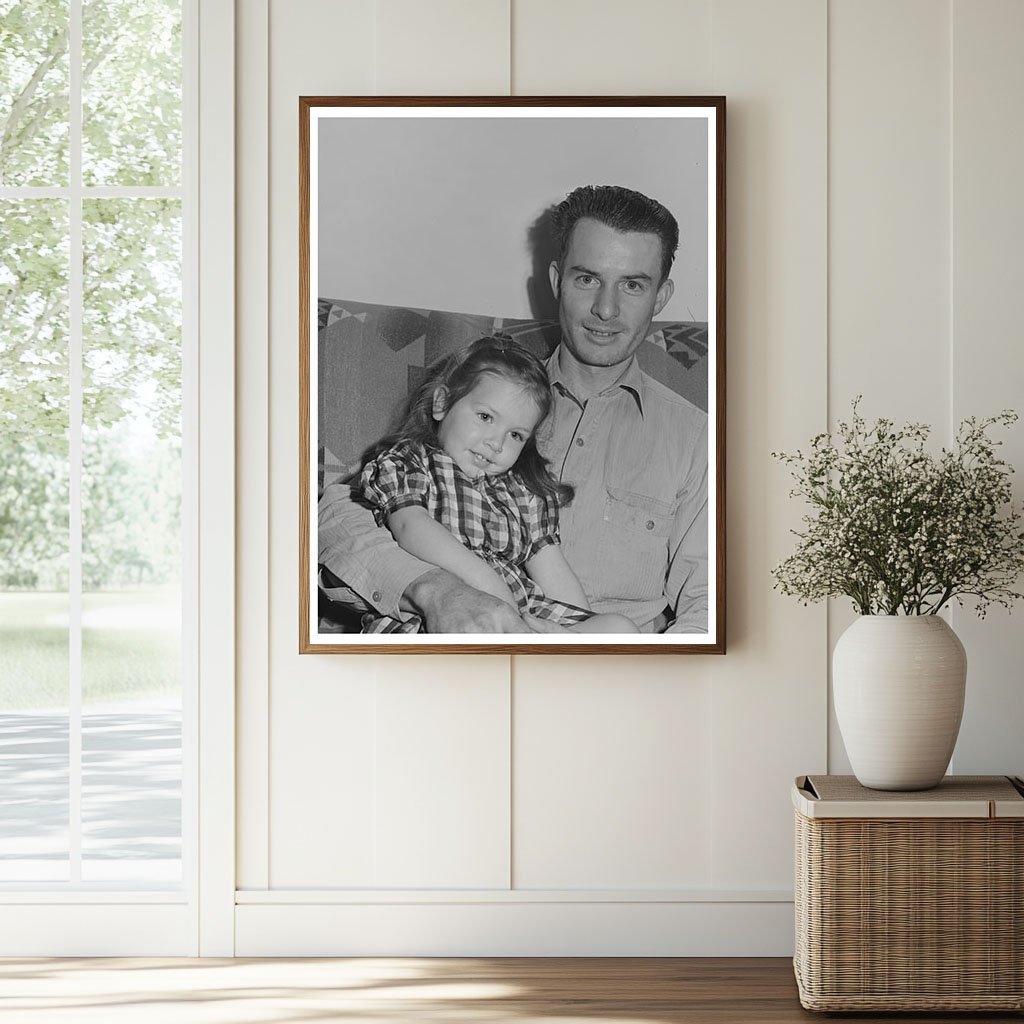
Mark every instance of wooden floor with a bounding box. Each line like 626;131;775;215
0;957;1020;1023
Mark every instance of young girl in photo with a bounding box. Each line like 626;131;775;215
357;336;638;634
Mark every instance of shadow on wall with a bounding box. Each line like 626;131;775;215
526;205;560;322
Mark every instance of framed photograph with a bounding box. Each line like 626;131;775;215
301;96;725;654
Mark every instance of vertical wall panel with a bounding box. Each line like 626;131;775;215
709;0;828;888
513;658;713;889
829;0;951;423
508;0;720;894
512;0;712;94
827;0;951;773
265;0;515;891
950;0;1024;777
270;664;378;886
273;657;513;889
376;0;510;94
375;660;511;887
266;0;378;887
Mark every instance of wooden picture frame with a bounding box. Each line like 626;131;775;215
300;96;725;653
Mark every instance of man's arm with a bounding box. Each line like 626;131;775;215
663;496;708;633
318;481;433;617
663;419;709;634
406;568;526;633
317;482;526;632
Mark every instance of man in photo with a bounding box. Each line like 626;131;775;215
318;185;708;634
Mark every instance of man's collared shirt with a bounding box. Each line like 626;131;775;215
540;350;708;633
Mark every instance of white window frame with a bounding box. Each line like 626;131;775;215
0;0;234;956
195;0;236;958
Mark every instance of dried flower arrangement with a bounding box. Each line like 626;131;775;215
772;401;1024;616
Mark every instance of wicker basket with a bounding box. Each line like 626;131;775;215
793;775;1024;1012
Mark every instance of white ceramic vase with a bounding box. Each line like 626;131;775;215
833;615;967;791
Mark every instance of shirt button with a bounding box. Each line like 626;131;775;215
575;437;585;447
371;591;382;602
645;520;655;531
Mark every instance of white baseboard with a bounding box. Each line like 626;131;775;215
0;904;195;956
235;899;795;956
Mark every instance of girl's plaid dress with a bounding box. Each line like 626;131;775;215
358;440;591;633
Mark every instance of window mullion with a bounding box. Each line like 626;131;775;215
0;187;184;200
68;0;84;886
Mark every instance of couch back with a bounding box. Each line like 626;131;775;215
317;297;709;495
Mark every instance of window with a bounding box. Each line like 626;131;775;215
1;0;192;890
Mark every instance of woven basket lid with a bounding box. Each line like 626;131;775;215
793;774;1024;819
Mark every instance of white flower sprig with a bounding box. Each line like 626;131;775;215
772;400;1024;616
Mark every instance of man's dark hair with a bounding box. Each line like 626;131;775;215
551;185;680;284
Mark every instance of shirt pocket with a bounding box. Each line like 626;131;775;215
597;488;679;602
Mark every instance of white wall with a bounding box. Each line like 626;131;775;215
316;113;709;319
235;0;1024;955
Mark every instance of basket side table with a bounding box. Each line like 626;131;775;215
792;774;1024;1012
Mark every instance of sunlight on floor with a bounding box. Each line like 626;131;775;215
0;958;672;1024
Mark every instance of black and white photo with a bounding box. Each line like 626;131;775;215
300;97;725;653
